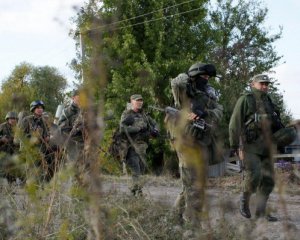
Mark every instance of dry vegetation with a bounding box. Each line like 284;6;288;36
1;164;300;239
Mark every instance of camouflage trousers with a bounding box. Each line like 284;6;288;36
126;144;147;195
65;140;86;182
242;151;275;198
66;141;84;161
174;166;207;225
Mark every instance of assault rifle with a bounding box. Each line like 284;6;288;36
149;105;210;130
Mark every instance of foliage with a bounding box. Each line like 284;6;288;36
71;0;287;158
29;66;67;113
2;173;300;239
0;62;67;119
0;62;34;117
72;0;211;170
72;0;211;114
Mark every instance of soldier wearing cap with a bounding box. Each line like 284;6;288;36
119;94;158;196
229;74;297;222
58;88;85;170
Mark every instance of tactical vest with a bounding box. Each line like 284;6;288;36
185;86;217;141
0;122;15;154
126;111;150;142
244;93;283;144
26;116;49;139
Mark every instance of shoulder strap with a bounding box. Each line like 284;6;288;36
244;92;256;113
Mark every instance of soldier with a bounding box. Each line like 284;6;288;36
169;63;223;226
19;100;51;179
42;111;61;177
0;112;18;154
119;94;158;196
0;112;18;181
229;74;297;222
58;89;85;164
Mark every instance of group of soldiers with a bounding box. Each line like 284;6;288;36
116;62;297;229
0;62;298;229
0;89;84;182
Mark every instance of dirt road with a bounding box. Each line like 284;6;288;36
102;175;300;240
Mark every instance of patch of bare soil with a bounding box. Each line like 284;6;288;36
102;171;300;239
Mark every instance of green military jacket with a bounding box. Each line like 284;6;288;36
229;88;280;155
58;102;84;143
0;121;16;154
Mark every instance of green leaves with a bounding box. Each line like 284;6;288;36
0;62;67;118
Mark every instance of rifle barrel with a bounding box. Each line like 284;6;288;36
148;105;165;112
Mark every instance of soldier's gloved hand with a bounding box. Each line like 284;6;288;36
193;109;208;119
139;126;148;133
123;116;135;126
150;128;159;138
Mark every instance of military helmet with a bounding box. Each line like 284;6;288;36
30;100;45;112
188;63;217;77
272;127;297;147
5;111;18;120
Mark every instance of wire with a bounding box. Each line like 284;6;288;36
81;0;200;33
113;6;203;31
82;7;204;34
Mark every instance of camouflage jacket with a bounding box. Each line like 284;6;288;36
119;108;157;145
0;122;16;154
229;88;281;155
170;73;223;143
58;102;84;143
19;115;50;146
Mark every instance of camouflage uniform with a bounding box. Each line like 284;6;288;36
119;98;157;196
169;64;223;224
0;120;17;179
229;74;297;221
58;102;85;163
0;121;16;155
19;113;51;180
19;115;50;153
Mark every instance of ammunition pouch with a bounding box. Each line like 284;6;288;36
271;113;284;133
245;121;260;144
184;122;205;140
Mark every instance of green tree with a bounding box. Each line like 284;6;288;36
0;62;34;118
29;66;67;113
73;0;210;117
72;0;212;171
0;63;67;119
71;0;287;168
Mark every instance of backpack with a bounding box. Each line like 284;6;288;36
108;127;128;161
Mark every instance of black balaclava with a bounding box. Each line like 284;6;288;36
194;75;208;91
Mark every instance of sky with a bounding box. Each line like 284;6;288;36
0;0;299;118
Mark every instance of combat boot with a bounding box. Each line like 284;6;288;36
240;192;251;218
255;195;278;222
